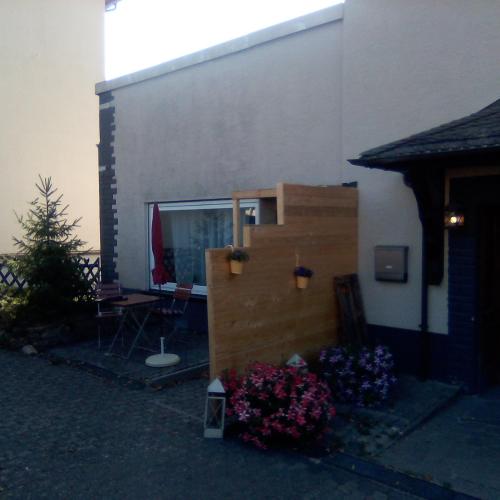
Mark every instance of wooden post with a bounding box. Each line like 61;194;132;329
233;199;241;247
276;182;285;225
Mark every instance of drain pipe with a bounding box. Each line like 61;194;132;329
420;228;430;380
404;170;432;381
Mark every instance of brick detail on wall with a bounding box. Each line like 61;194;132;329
98;91;118;283
448;231;478;391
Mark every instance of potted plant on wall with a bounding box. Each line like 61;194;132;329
228;248;249;275
294;266;313;289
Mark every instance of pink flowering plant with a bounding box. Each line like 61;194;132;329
319;345;397;407
222;362;336;449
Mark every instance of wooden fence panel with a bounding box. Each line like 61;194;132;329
207;184;358;377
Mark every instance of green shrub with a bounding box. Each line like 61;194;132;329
0;286;29;329
11;176;91;320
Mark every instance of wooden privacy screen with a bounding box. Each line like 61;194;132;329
206;183;358;378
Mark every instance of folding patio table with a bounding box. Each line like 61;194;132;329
105;293;160;359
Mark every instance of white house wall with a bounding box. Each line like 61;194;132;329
97;0;500;335
1;0;103;253
107;9;344;289
342;0;500;334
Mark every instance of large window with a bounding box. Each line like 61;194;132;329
149;200;258;294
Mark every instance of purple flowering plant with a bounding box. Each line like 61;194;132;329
221;362;336;449
294;266;314;278
319;345;397;407
227;248;250;262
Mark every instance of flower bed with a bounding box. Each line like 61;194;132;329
222;362;335;449
319;345;397;408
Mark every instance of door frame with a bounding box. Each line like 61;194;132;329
447;168;500;392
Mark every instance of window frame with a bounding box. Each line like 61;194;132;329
148;199;259;295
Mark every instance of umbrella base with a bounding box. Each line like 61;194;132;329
145;353;180;368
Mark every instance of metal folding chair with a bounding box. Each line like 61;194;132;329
95;282;123;349
150;283;193;346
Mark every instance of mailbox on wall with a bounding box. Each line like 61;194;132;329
375;246;408;282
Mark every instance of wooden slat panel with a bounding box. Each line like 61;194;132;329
282;183;358;200
232;188;277;200
284;205;357;218
246;220;357;248
212;327;337;375
280;183;358;225
206;247;357;290
284;193;358;207
207;184;358;378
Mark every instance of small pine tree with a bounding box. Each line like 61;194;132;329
13;176;90;317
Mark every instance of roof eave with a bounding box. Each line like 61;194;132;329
349;147;500;171
348;157;412;171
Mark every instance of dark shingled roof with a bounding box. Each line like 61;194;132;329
350;98;500;168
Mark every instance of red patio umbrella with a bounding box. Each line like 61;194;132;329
151;203;170;289
147;203;179;368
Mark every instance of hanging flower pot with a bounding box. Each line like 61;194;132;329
294;266;313;289
230;260;244;275
296;275;310;289
227;248;249;275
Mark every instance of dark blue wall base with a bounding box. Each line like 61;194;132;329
368;324;451;382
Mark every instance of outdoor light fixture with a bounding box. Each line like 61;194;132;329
204;378;226;438
444;206;465;229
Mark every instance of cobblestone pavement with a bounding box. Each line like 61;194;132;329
0;350;421;500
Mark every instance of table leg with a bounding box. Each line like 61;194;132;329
106;310;128;356
125;309;154;360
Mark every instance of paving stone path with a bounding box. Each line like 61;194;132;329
333;375;461;457
0;350;422;500
377;388;500;500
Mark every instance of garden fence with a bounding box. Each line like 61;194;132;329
0;254;101;296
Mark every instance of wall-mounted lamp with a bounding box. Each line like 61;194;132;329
444;206;465;229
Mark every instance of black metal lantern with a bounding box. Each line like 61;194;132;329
204;378;226;438
444;205;465;229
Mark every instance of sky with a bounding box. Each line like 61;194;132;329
105;0;344;80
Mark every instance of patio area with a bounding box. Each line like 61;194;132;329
46;318;209;387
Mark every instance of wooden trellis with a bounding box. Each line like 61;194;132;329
77;256;101;291
0;255;101;295
0;259;26;291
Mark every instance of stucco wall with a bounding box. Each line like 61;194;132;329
99;0;500;335
0;0;103;253
341;0;500;334
109;11;343;289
